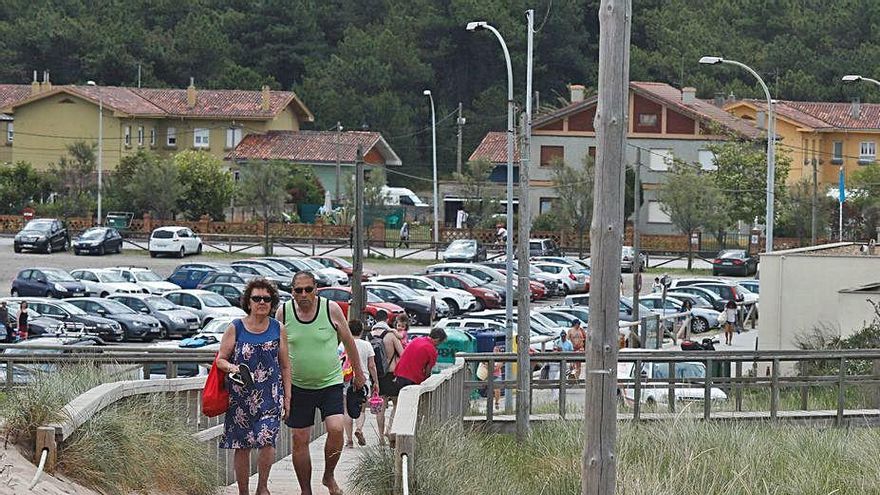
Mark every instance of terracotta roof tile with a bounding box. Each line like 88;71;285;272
230;130;384;163
744;99;880;130
133;88;300;119
68;86;166;116
0;84;32;110
468;131;521;164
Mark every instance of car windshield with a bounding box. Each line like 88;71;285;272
381;284;421;300
365;292;384;303
152;230;174;239
299;259;325;271
537;265;562;274
453;272;486;287
447;240;475;252
255;260;292;274
80;228;106;240
236;264;275;276
96;271;126;283
531;312;561;329
134;270;163;282
720;250;746;259
43;269;76;282
24;219;53;232
736;285;754;294
147;297;177;310
201;293;231;307
202;318;235;334
53;301;87;315
652;362;706;380
98;300;136;314
327;257;351;269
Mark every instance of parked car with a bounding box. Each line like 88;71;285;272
432;317;557;352
665;286;727;312
70;268;147;297
275;257;348;286
148;227;202;258
372;275;477;315
739;280;759;294
197;271;248;288
72;227;123;255
167;267;217;290
621;246;647;272
529;238;561;257
546;306;590;325
531;256;591;274
668;278;748;304
712;249;758;276
0;336;106;385
537;309;586;328
638;294;722;334
201;282;291;311
441;239;487;263
617;358;728;406
1;300;85;338
162;289;246;325
65;297;163;342
423;272;503;311
481;262;563;296
424;263;517;303
258;257;332;287
363;282;451;325
532;262;589;294
310;256;376;282
316;287;404;327
107;266;181;295
108;293;201;338
13;218;69;254
7;297;124;341
10;268;87;298
562;294;656;323
230;263;292;291
494;269;547;301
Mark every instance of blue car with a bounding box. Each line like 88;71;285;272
10;267;87;298
167;267;217;290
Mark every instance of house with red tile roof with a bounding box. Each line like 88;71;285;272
0;73;313;171
471;81;762;235
724;98;880;192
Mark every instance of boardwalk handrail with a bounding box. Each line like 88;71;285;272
390;357;466;495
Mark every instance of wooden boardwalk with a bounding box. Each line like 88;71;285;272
225;414;384;494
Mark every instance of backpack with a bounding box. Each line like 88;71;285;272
369;330;391;377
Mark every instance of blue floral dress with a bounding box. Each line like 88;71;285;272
219;318;283;450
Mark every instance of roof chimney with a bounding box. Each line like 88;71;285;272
681;87;696;105
569;84;586;103
261;85;270;111
31;70;40;96
187;77;197;109
41;70;51;92
851;97;861;119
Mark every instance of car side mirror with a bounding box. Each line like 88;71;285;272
139;307;150;314
96;309;106;315
625;307;632;315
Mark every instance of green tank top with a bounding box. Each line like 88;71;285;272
284;297;342;389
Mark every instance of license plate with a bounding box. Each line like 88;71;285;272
189;323;200;329
722;261;732;265
150;328;160;333
70;293;85;297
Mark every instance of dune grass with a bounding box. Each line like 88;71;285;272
349;419;880;495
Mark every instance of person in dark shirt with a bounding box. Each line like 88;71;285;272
0;301;9;343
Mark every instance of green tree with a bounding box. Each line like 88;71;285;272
0;162;48;214
452;159;502;230
45;141;98;217
709;139;791;226
552;156;594;257
238;161;291;254
285;164;325;205
173;150;233;221
777;177;835;245
657;162;725;269
124;154;182;220
848;163;880;239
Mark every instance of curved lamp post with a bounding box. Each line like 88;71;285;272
423;90;439;244
86;80;103;226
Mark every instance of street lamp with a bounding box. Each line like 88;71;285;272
86;80;103;226
700;56;776;252
842;74;880;86
423;90;439;244
839;74;880;240
467;20;515;406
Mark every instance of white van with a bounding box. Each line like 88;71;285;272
381;186;429;207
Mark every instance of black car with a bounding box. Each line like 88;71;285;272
197;272;247;288
13;218;69;254
65;297;162;342
73;227;123;256
363;283;448;325
10;298;124;342
201;283;291;311
10;268;87;298
712;249;759;276
3;302;85;339
108;293;201;339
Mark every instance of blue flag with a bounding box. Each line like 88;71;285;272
839;168;846;204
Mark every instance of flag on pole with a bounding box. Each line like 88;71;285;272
839;167;846;204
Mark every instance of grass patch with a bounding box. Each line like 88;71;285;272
59;394;217;495
350;419;880;494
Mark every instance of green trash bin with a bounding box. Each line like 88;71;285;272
433;329;475;373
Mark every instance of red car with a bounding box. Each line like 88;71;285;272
311;256;377;282
316;287;403;326
423;272;503;311
496;269;547;301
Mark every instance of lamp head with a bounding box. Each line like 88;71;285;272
423;90;432;96
842;75;863;83
466;21;487;31
699;56;724;65
86;80;97;86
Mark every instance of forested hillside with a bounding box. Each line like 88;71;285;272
0;0;876;183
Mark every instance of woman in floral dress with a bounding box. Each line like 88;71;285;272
216;278;292;495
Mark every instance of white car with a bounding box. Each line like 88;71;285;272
162;289;245;325
372;275;477;314
107;266;181;295
617;358;728;405
148;226;203;258
638;294;723;334
70;268;148;297
532;262;588;294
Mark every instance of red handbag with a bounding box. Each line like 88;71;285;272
202;356;229;417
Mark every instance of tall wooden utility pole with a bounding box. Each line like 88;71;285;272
631;149;642;333
456;103;465;176
350;146;365;321
583;1;630;494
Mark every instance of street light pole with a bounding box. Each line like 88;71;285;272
700;56;775;252
841;74;880;241
424;90;439;244
87;81;103;226
467;20;515;411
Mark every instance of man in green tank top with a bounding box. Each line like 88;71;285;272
276;271;364;495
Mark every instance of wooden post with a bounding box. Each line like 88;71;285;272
559;358;568;419
486;358;495;424
633;359;642;421
34;426;57;472
873;359;880;410
583;1;630;493
704;358;713;420
770;359;780;421
837;357;846;426
351;146;365;321
667;360;675;413
735;361;743;412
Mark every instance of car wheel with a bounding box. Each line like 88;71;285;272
100;292;109;298
444;299;460;315
178;247;185;258
44;290;53;298
98;245;105;256
115;242;122;254
10;289;18;297
149;251;157;258
364;314;377;328
158;324;169;339
74;249;81;256
692;316;709;334
13;245;20;253
196;243;203;255
44;242;52;254
474;299;485;311
406;311;421;326
62;238;70;251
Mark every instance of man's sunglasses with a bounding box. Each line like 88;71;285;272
250;295;273;303
293;287;316;294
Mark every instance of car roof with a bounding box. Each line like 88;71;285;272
108;293;152;299
166;289;214;296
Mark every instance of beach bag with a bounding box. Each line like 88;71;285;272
202;355;229;417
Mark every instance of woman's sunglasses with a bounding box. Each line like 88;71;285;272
250;295;273;303
293;287;315;294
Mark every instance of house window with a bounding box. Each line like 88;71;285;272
150;128;156;147
859;141;876;164
233;170;241;182
647;201;672;224
540;145;564;167
226;128;242;149
194;128;210;148
698;150;717;171
539;197;555;215
137;126;144;147
638;113;658;127
167;127;177;147
6;122;12;143
649;149;673;171
124;126;131;147
832;141;843;164
588;146;596;159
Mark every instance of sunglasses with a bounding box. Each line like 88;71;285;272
293;286;316;294
250;295;273;303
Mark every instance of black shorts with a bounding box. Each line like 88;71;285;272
378;374;396;397
383;376;415;398
285;384;345;429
